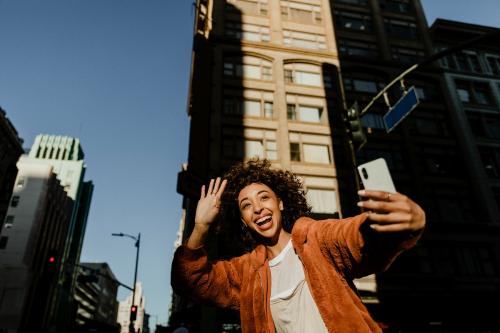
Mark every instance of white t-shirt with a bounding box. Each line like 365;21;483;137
269;240;328;333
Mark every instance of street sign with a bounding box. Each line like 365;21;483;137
383;86;419;133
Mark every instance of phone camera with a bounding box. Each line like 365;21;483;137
361;168;368;179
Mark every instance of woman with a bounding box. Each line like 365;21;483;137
172;159;425;333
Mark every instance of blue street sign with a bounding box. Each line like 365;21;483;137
383;86;420;133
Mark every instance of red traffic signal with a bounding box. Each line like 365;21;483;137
130;305;138;321
48;256;55;263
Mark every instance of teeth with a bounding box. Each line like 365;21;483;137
256;216;271;226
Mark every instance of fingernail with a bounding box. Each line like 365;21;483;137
358;190;365;195
357;201;363;207
369;224;376;229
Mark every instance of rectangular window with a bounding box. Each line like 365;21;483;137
287;104;297;120
289;133;331;164
466;114;500;140
224;56;273;81
222;128;277;160
431;247;456;275
283;30;326;50
385;19;418;39
242;64;261;79
290;143;301;161
4;215;14;228
416;146;462;177
11;196;20;207
479;149;499;178
226;0;269;16
17;178;25;188
442;51;484;73
226;22;270;42
284;64;323;87
281;1;322;25
339;39;378;58
262;66;272;80
414;84;438;102
303;144;330;164
485;118;500;139
243;100;261;117
224;99;239;115
264;102;273;118
245;140;264;158
455;80;495;106
286;95;325;123
477;247;498;276
437;195;474;223
486;55;500;75
290;104;320;122
223;90;274;119
335;11;373;32
295;71;321;86
298;106;322;123
344;78;383;93
408;117;445;136
391;47;424;64
380;0;410;13
266;141;277;160
0;237;8;250
306;188;338;213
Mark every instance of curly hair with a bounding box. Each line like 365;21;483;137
218;158;311;253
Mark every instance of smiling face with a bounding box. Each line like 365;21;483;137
237;183;285;242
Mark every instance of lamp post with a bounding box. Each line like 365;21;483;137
112;232;141;333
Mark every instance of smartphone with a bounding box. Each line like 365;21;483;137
357;158;396;193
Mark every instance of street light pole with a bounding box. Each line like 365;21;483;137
132;233;140;323
112;232;141;333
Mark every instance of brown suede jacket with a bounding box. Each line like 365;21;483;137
171;213;423;333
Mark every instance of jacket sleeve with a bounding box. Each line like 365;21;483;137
316;213;424;279
171;245;243;311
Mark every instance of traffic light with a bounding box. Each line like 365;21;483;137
130;305;137;321
45;250;58;275
346;101;367;150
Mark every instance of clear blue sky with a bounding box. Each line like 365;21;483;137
0;0;498;327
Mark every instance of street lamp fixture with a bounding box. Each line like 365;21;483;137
112;232;141;333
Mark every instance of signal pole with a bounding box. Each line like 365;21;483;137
112;232;141;333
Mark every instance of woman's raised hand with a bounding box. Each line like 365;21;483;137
195;177;228;227
357;190;425;234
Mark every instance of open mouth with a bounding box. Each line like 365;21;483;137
255;216;272;227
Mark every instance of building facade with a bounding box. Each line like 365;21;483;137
428;19;500;332
330;1;500;331
26;134;94;332
0;107;24;232
74;262;120;332
0;158;73;333
0;134;94;332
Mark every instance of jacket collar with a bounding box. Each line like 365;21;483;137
249;244;268;269
291;216;313;254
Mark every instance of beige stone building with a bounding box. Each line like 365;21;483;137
179;0;346;219
173;0;371;331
